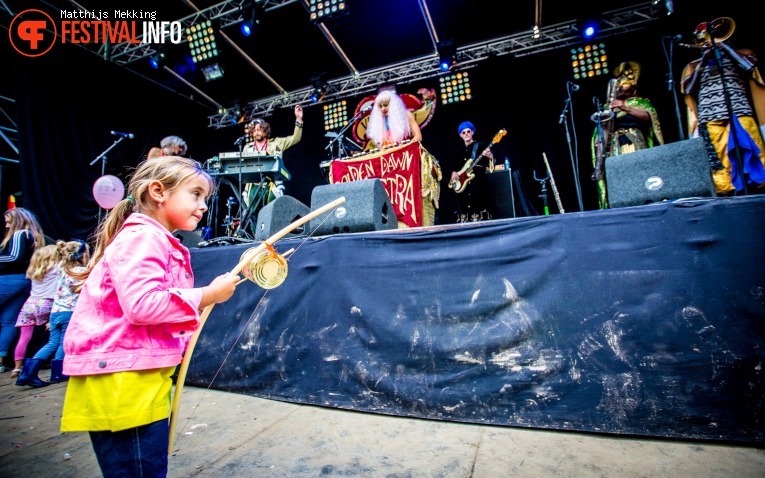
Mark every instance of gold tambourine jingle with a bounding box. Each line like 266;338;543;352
240;247;289;289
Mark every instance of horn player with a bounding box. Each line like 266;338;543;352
681;17;765;195
590;61;664;209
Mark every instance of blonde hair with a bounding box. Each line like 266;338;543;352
26;244;60;281
365;89;412;148
73;155;215;285
2;207;44;251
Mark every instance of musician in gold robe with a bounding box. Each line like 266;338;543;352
591;61;664;209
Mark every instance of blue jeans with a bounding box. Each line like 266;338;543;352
33;311;71;361
0;274;31;357
90;419;169;478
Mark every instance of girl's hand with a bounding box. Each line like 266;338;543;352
200;273;240;308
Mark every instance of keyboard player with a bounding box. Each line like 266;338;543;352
238;105;303;236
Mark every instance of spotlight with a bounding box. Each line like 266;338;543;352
437;39;456;72
323;101;348;130
240;2;260;37
201;63;224;81
308;0;348;23
438;71;471;105
186;19;219;64
310;74;327;103
230;102;245;125
577;16;602;40
149;47;165;69
570;43;608;80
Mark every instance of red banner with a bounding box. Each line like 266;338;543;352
330;141;423;227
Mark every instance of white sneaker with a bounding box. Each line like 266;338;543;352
0;365;5;373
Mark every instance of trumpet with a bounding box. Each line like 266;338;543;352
590;78;617;123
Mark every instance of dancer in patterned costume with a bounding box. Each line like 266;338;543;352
681;18;765;194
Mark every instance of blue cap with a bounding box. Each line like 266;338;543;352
458;121;476;135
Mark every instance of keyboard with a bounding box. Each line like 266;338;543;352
208;154;291;182
218;151;276;160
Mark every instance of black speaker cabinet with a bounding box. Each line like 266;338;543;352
309;179;398;236
173;229;205;248
255;195;311;241
606;138;716;208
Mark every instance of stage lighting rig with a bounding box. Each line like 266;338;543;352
307;0;348;23
149;46;165;69
437;39;456;72
439;71;471;105
310;74;327;103
186;19;219;64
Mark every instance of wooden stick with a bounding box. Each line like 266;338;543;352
168;196;345;454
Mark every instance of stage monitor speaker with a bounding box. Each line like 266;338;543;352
309;179;397;236
606;138;716;208
174;229;205;248
255;195;311;241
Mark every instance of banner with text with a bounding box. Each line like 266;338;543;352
329;141;423;227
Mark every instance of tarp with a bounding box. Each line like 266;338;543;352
188;196;765;443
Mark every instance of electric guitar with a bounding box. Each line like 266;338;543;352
450;129;507;193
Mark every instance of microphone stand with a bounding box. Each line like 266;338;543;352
559;84;584;211
326;109;366;159
90;135;127;223
234;136;246;236
592;97;607;182
664;37;686;141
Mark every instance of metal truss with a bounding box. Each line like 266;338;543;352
91;0;297;64
208;1;662;128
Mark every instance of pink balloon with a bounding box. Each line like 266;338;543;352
92;175;125;210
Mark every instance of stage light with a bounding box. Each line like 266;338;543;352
230;102;246;125
652;0;674;16
149;47;165;69
310;74;327;103
240;2;260;37
570;43;608;80
532;24;541;39
577;16;602;40
307;0;348;23
437;39;456;72
438;71;471;105
201;63;224;82
186;19;219;64
323;101;348;130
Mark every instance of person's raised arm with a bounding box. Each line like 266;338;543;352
408;111;422;143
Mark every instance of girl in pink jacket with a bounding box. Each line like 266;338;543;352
60;156;240;478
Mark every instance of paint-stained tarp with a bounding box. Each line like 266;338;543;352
187;195;765;443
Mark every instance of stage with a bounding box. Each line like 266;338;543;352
186;195;765;444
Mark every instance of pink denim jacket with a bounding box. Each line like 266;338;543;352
63;214;204;376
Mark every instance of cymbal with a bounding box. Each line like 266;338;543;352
590;110;615;123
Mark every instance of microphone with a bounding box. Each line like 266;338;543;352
592;96;601;107
111;131;134;139
670;34;682;41
569;82;580;92
234;136;246;145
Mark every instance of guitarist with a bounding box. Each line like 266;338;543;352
447;121;495;223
